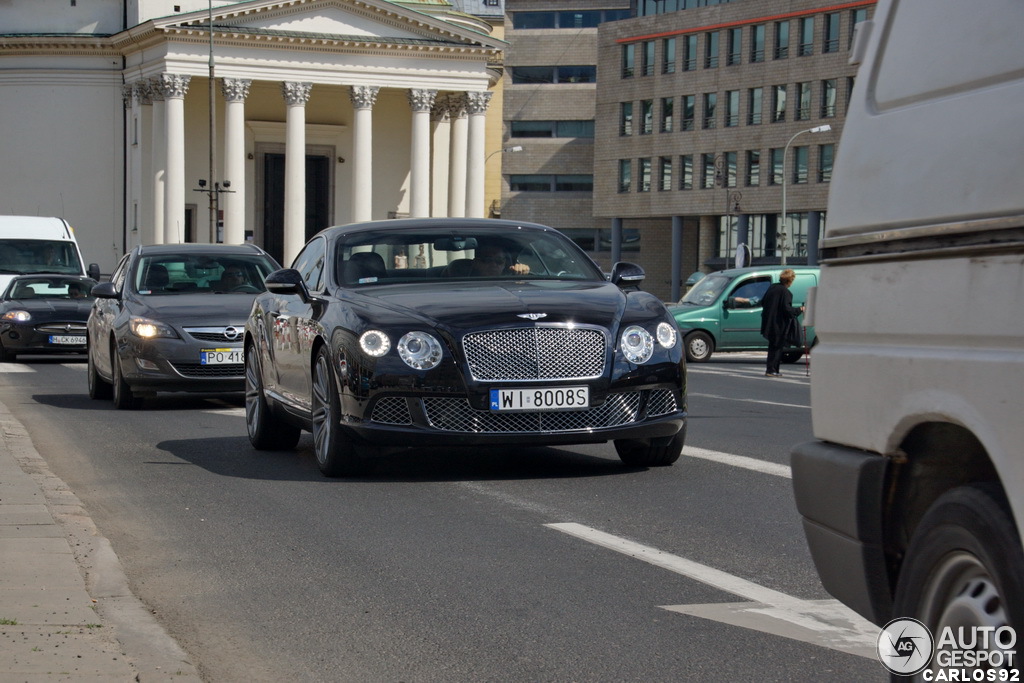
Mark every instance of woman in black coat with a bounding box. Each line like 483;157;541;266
760;268;804;376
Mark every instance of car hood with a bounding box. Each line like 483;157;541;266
354;280;628;331
130;293;256;324
4;299;94;318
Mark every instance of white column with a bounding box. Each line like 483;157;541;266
465;91;491;218
282;81;312;265
150;79;166;245
160;73;191;244
123;85;139;249
407;89;436;219
430;100;450;217
349;85;379;223
447;94;468;218
135;81;155;245
221;78;251;245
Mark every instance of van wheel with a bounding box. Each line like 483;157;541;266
684;331;714;362
615;430;684;467
892;484;1024;673
782;350;805;364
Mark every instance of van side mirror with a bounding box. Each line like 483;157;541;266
87;263;101;280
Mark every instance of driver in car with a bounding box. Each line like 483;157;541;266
218;266;249;290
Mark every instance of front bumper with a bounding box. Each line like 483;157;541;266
118;336;244;394
790;439;893;625
1;324;87;355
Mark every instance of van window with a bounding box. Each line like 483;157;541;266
730;277;771;304
0;240;84;276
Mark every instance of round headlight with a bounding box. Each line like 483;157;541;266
359;330;391;357
397;331;443;370
620;325;654;364
656;322;677;349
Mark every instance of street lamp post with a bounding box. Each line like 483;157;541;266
780;124;831;265
484;145;523;164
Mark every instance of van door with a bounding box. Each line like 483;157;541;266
719;275;771;349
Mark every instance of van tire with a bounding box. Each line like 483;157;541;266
892;484;1024;657
684;331;714;363
782;350;804;364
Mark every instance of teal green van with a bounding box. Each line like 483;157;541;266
668;266;819;363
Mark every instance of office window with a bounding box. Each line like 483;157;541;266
750;25;765;63
620;102;633;136
724;90;740;127
850;8;868;48
701;153;717;189
799;17;814;56
511;66;595;84
770;148;783;185
555;175;593;192
797;82;812;121
774;21;790;59
793;146;809;184
705;31;720;68
746;150;760;187
509;175;550;191
662;38;676;74
509;175;594;192
824;13;840;53
772;85;787;123
641;100;654;135
727;28;742;66
622;44;635;78
557;66;596;83
820;80;837;118
659;156;673;191
638;158;652;192
724;151;737;188
641;41;655;76
511;67;553;84
512;12;556;29
618;159;631;193
557;10;601;28
703;92;717;129
748;87;763;125
683;35;698;71
660;97;674;133
847;76;856;110
819;144;834;182
555;120;595;138
681;95;695;131
680;154;694;190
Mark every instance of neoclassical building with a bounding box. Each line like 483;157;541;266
0;0;505;270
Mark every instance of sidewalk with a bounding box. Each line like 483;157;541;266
0;401;202;682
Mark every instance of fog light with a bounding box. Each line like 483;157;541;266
136;358;159;371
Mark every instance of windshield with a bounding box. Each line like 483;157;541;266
335;226;604;286
132;254;278;295
5;276;97;300
679;274;731;306
0;240;84;275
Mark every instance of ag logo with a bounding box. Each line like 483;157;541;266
877;617;934;676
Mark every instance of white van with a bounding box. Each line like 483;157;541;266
0;216;100;293
790;0;1024;654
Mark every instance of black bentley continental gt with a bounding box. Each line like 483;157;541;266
245;218;687;477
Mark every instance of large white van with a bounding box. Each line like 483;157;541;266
790;0;1024;658
0;216;100;292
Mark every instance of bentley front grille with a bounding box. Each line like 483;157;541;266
462;327;606;382
421;392;642;433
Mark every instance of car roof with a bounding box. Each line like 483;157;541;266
133;243;270;256
707;265;820;279
314;217;560;237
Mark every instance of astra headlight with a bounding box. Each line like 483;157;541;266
359;329;391;357
620;325;654;364
397;331;443;370
129;317;178;339
656;322;678;349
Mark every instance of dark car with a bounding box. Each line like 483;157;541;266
244;218;687;478
87;243;280;409
0;275;98;361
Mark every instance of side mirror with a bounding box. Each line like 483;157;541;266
609;261;645;287
90;281;119;299
87;263;102;280
264;268;312;301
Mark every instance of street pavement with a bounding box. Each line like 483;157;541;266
0;398;202;682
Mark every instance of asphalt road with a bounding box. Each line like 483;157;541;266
1;354;885;682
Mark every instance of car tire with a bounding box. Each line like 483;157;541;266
614;430;684;467
111;345;141;410
0;343;15;363
782;350;804;364
244;341;300;451
891;484;1024;678
684;331;713;363
87;342;112;400
311;345;373;478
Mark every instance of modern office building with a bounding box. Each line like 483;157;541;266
595;0;875;300
499;1;631;263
